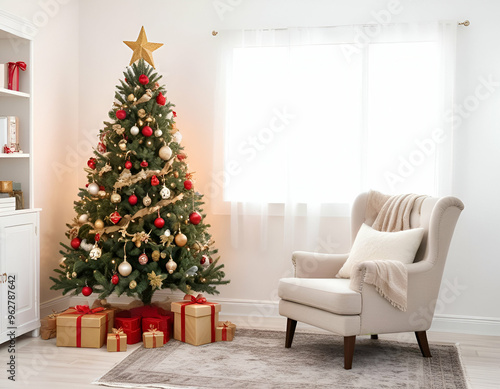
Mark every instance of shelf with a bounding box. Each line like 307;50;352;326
0;153;29;158
0;87;29;98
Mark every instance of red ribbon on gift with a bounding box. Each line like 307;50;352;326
112;327;124;352
61;305;105;348
180;294;216;343
221;322;230;341
7;62;26;91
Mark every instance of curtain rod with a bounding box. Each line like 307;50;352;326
212;20;470;36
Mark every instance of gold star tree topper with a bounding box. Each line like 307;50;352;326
124;26;163;68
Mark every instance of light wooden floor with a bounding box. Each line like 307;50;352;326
0;329;498;388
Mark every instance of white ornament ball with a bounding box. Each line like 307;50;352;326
143;194;152;206
78;214;89;223
160;186;171;200
89;246;102;260
159;145;172;160
154;129;163;137
88;183;99;196
118;261;132;276
172;132;182;144
130;126;140;136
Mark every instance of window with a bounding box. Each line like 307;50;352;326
218;23;455;207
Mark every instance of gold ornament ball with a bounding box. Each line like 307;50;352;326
118;139;128;151
111;192;121;204
146;139;153;147
118;260;132;276
72;272;77;278
152;250;160;262
145;116;153;122
166;213;171;218
127;94;135;102
111;259;116;264
175;233;188;247
139;140;143;144
184;220;189;225
200;277;206;283
66;272;71;279
173;171;179;178
98;190;107;198
94;219;105;229
129;280;137;289
137;119;144;126
143;195;152;206
170;183;176;188
166;258;177;274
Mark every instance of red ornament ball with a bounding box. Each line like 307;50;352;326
140;160;149;168
87;158;96;169
116;110;127;120
177;153;186;161
142;126;153;137
138;253;149;265
154;217;165;228
128;194;138;205
184;180;193;190
189;211;202;225
82;286;93;296
151;175;160;186
111;274;119;285
139;74;149;85
71;237;81;249
156;92;166;106
125;160;132;169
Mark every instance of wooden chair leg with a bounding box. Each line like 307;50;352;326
285;318;297;348
415;331;432;357
344;336;356;370
370;334;378;339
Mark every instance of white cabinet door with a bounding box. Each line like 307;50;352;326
0;212;39;339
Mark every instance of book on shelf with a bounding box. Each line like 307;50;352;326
0;116;20;153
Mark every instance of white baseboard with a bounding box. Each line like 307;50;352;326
39;295;72;317
431;314;500;336
41;294;500;336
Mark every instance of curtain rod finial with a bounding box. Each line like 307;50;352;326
458;20;470;26
212;30;219;36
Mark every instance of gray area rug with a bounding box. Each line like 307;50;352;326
94;329;469;389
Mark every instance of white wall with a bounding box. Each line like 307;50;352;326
0;0;80;304
2;0;499;334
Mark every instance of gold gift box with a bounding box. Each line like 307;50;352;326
0;181;12;193
107;332;127;352
143;330;164;348
215;321;236;341
56;311;107;348
172;301;221;346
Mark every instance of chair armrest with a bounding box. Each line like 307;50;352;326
292;251;349;278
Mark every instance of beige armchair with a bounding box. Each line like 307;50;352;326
278;192;464;369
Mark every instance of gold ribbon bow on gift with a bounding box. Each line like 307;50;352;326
221;321;233;328
148;325;159;333
112;327;124;335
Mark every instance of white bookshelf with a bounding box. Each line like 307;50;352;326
0;10;41;343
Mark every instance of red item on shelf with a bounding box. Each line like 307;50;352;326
7;62;26;91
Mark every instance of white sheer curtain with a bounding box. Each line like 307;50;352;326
213;22;457;252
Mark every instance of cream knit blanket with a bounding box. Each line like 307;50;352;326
349;191;427;311
350;260;408;311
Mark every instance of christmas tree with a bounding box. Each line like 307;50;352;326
50;27;229;304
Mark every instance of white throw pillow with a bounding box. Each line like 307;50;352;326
337;223;424;278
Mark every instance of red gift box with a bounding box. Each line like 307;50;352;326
142;316;171;344
7;62;26;91
130;305;160;318
114;316;142;344
126;328;142;344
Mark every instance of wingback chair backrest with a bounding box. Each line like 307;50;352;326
350;192;464;283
